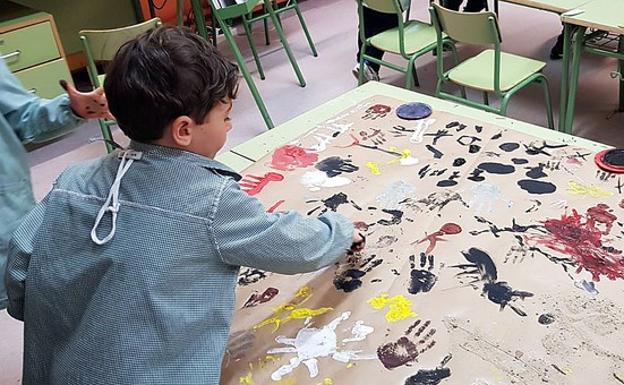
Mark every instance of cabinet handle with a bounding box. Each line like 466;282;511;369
0;50;20;61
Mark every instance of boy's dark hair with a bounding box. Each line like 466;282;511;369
104;26;239;142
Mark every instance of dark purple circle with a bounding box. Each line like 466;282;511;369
396;102;433;120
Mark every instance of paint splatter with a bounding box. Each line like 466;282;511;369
469;182;503;214
453;158;466;167
238;268;268;286
426;145;444;159
568;180;614;198
377;209;405;226
404;366;451;385
271;145;319;171
374;235;398;248
366;161;381;175
512;158;529;165
239;371;254;385
315;156;359;177
517;180;557;195
529;205;624;281
334;254;383;292
525;163;548;179
412;223;462;255
301;170;352;191
524;141;567;156
254;287;332;332
574;279;599;295
408;253;438;294
402;191;469;213
267;200;286;213
362;104;392;119
268;312;376;380
457;135;482;154
343;321;375;343
499;142;520;152
377;319;437;369
376;181;415;209
240;172;284;196
307;192;362;215
478;162;516;174
451;248;533;316
538;313;556;325
368;294;417;323
243;287;280;308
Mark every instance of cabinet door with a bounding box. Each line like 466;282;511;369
0;21;60;72
14;58;72;99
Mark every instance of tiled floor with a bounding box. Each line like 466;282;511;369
2;0;623;382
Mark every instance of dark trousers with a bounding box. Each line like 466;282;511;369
356;6;398;72
441;0;487;11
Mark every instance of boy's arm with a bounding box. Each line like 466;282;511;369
212;178;355;274
5;197;48;321
0;60;82;144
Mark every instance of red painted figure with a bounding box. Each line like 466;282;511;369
413;223;462;255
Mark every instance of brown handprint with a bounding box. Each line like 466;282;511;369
359;128;387;146
377;319;437;369
362;104;391;120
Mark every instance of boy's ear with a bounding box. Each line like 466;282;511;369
170;115;194;147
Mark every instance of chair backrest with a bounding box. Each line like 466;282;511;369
79;18;161;88
361;0;410;14
431;3;500;45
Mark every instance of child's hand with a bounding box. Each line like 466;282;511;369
349;232;366;254
60;80;114;120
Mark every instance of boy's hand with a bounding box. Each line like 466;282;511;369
349;232;366;254
60;80;114;120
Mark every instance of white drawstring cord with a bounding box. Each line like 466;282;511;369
90;150;141;245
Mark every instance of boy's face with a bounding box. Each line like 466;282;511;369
190;99;233;158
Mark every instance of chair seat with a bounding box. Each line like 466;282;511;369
369;20;438;56
448;49;545;92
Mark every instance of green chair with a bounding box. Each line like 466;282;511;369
80;18;163;153
430;3;554;129
357;0;457;89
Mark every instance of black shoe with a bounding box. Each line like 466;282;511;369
550;33;564;60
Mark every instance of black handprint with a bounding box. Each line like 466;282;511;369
315;156;359;177
408;253;438;295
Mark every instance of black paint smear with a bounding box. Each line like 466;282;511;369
483;282;533;316
511;158;529;165
499;142;520;152
538;313;556;325
333;269;366;292
238;268;267;286
418;164;431;179
467;168;485;182
478;162;515;174
457;248;498;281
371;278;382;283
430;168;447;177
524;141;568;156
453;158;466;167
475;125;483;133
404;367;451;385
469;144;481;153
315;156;359;177
603;149;624;166
526;163;547;179
457;124;467;132
470;216;542;238
491;131;503;140
437;179;457;187
378;209;404;226
518;180;557;195
426;145;444;159
445;121;459;129
391;269;401;276
424;129;452;145
308;192;362;215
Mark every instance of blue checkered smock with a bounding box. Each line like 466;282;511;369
6;141;353;385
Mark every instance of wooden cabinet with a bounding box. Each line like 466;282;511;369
0;1;72;99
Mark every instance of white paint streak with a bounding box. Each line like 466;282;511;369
342;321;374;343
409;119;436;144
399;156;419;166
268;311;376;380
301;171;352;191
376;181;415;209
468;182;502;215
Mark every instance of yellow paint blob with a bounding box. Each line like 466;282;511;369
254;286;332;332
366;161;381;175
316;378;334;385
567;180;613;198
387;147;414;164
239;372;253;385
346;362;355;369
368;294;417;323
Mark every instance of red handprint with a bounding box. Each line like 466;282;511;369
240;172;284;196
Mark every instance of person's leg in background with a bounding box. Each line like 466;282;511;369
354;6;398;81
441;0;487;12
551;27;565;59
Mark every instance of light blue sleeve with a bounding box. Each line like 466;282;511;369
212;178;354;274
0;59;83;144
5;196;48;321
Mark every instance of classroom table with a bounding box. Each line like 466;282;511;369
495;0;591;14
217;81;624;385
560;0;624;133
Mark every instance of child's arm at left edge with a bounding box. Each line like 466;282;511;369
5;196;48;321
211;178;358;275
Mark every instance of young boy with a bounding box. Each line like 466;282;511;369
6;27;364;385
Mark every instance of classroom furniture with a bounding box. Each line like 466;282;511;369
79;18;162;153
356;0;451;89
0;1;72;99
560;0;624;133
430;3;554;129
